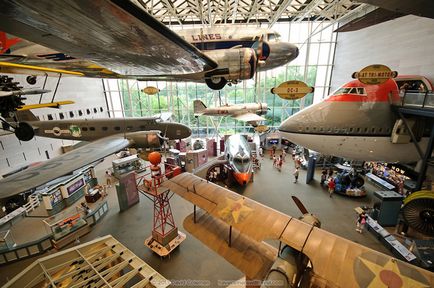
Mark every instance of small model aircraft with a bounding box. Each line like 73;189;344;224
193;99;268;125
161;173;434;287
279;74;434;163
0;1;298;90
0;112;191;199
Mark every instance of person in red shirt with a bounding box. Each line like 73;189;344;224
328;177;335;198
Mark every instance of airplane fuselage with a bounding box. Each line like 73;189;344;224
224;134;253;185
177;27;298;71
28;118;191;142
279;78;432;163
200;103;267;117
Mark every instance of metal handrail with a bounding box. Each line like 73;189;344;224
399;90;434;108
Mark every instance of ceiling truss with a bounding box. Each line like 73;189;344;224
133;0;361;26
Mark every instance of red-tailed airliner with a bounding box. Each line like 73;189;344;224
279;76;433;162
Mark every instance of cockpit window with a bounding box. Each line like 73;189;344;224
332;87;366;96
233;154;250;173
267;33;280;41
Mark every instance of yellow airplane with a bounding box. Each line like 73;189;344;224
162;173;434;287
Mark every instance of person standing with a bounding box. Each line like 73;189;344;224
320;169;327;186
282;150;286;161
277;155;283;172
328;177;335;197
356;212;367;233
105;170;112;187
293;167;299;183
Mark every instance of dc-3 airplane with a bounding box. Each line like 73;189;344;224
279;76;434;163
0;0;298;90
194;99;268;125
0;111;191;199
161;173;434;287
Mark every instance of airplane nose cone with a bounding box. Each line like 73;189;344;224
164;123;192;139
259;42;299;71
279;115;299;134
233;172;251;186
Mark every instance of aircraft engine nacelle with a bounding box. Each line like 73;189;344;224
126;131;164;149
257;103;268;115
204;48;257;90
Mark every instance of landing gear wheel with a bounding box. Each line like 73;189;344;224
354;176;364;188
14;122;35;141
26;75;37;85
205;76;227;90
402;191;434;236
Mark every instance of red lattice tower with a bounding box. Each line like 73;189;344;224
137;152;183;252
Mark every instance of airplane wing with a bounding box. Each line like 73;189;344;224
356;0;434;19
0;0;217;78
17;101;75;110
335;8;404;32
232;113;265;122
0;135;132;199
162;173;434;286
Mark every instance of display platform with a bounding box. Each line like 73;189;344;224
145;231;186;257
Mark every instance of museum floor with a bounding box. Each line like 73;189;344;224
0;154;392;287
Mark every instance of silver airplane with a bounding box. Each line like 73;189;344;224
193;99;268;125
224;134;253;185
0;111;191;199
0;0;298;90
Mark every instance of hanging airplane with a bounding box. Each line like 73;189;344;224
223;134;254;186
161;173;434;287
193;99;268;125
0;0;298;90
0;74;75;139
192;134;253;186
279;75;434;163
0;111;191;199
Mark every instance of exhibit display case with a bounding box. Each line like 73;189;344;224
44;212;90;249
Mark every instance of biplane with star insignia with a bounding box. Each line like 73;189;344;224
161;173;434;287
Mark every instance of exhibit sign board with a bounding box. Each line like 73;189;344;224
142;86;160;95
116;172;139;212
352;64;398;85
271;80;314;100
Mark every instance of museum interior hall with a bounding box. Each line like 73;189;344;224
0;1;434;287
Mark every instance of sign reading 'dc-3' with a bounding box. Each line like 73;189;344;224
254;125;269;133
142;86;160;95
271;80;314;100
352;64;398;85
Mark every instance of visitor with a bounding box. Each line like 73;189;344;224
293;167;299;183
105;170;112;187
328;177;335;198
356;211;367;233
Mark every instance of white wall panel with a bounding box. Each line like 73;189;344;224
331;15;434;91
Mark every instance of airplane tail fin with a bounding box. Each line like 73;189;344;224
0;32;21;54
193;100;207;115
15;110;39;122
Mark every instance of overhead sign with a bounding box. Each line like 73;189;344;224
271;80;314;100
142;86;160;95
352;64;398;85
254;125;269;133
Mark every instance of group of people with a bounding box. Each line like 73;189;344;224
273;154;284;171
